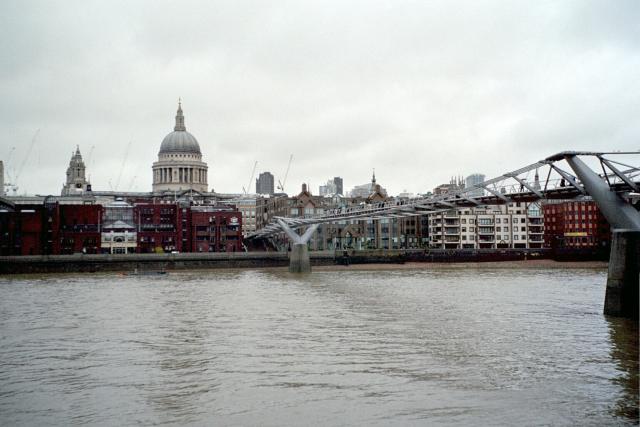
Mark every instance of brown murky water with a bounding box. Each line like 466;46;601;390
0;267;637;425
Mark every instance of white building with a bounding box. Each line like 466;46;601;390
232;196;259;237
101;199;137;254
428;202;544;249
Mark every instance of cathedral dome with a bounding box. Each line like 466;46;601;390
158;101;201;154
160;130;201;154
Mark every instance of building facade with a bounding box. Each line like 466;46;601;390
0;197;243;255
428;202;544;249
543;199;610;251
152;102;208;193
256;172;275;195
465;173;485;198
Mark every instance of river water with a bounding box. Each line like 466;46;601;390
0;266;637;426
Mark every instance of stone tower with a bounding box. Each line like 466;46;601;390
61;146;91;195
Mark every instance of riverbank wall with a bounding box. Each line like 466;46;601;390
0;248;598;275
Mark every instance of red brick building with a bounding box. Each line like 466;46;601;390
58;205;102;254
0;200;243;256
190;206;242;252
134;203;183;253
543;200;610;251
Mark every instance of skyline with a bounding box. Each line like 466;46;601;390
1;0;639;196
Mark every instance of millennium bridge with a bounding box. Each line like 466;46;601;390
249;151;640;319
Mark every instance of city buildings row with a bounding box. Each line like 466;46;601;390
0;183;611;256
0;199;242;256
1;102;612;255
230;176;611;253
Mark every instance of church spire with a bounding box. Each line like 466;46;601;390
174;98;186;131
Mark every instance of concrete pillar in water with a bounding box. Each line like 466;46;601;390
277;219;319;273
605;230;639;318
289;243;311;273
561;154;640;318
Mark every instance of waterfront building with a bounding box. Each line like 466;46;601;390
152;101;208;193
61;146;91;196
428;202;545;249
543;199;610;252
465;173;485;198
256;172;275;195
0;196;243;255
59;204;102;254
134;203;184;253
189;206;242;252
101;199;137;254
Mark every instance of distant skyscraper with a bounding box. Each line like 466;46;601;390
333;177;343;196
256;172;275;195
319;177;344;196
465;173;485;198
0;161;4;196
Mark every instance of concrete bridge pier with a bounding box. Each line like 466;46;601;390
563;154;640;319
277;219;319;273
289;243;311;273
605;230;639;318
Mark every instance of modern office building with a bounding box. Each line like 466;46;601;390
256;172;275;195
465;173;485;198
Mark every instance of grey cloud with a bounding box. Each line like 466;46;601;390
0;0;638;196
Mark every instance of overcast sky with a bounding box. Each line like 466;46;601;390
1;0;638;197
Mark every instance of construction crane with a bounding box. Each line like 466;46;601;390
128;175;138;190
86;145;96;168
4;130;39;195
242;161;258;195
114;140;132;191
277;154;293;193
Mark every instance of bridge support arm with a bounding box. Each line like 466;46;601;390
564;155;640;230
276;219;319;273
564;155;640;319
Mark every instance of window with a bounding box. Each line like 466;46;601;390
514;235;519;240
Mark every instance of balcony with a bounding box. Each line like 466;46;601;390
477;229;495;235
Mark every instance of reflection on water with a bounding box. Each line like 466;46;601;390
607;317;639;421
0;267;637;426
